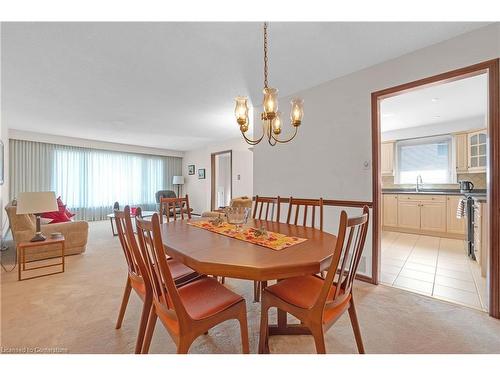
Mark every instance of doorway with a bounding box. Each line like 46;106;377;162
211;150;232;210
371;59;500;318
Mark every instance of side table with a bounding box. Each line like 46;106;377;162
17;236;65;281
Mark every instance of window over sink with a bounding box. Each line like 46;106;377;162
395;135;453;185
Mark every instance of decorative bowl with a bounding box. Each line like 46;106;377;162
225;207;251;231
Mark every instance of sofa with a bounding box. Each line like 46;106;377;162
201;196;253;218
5;204;89;262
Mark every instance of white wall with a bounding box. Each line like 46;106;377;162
253;23;500;278
1;118;9;236
381;115;485;142
183;138;253;215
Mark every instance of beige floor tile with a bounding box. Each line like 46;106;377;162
433;284;482;309
393;275;433;295
381;263;402;275
381;256;406;268
435;267;474;281
407;254;437;266
434;275;477;293
403;261;436;274
399;268;435;283
380;272;398;285
437;261;470;273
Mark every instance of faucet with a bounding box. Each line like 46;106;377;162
416;175;423;192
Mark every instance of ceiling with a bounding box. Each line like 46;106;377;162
1;22;490;151
380;73;488;132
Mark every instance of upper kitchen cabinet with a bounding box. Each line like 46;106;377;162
381;141;395;176
468;129;487;173
454;133;468;173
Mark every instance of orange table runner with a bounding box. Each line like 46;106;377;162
187;221;307;251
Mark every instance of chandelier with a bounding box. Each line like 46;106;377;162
234;22;304;146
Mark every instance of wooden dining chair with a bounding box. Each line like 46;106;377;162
136;213;250;354
115;206;198;354
259;206;370;354
286;197;324;231
159;195;192;224
252;195;281;302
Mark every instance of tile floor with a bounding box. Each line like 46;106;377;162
381;231;488;311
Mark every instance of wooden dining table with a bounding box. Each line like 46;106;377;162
160;218;337;337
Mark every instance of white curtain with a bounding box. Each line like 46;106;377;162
10;139;182;221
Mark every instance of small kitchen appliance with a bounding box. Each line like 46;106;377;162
458;180;474;193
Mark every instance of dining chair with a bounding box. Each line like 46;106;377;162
258;206;370;354
286;197;324;231
252;195;281;302
159;195;192;224
136;213;250;354
114;205;198;354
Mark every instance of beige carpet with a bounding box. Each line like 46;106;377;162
1;220;500;354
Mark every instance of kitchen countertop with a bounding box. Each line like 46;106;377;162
382;188;487;202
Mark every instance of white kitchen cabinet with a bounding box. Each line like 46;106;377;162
454;133;468;173
420;201;447;233
446;195;466;235
381;142;395;176
383;194;398;227
468;129;487;173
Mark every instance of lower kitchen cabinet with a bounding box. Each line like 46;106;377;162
420;201;447;233
397;201;420;230
446;195;466;235
383;194;398;227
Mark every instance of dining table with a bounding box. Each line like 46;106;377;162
160;217;337;339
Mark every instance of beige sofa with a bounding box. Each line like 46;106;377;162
201;196;253;218
5;204;89;262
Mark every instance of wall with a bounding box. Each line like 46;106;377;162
1;119;9;237
182;138;253;215
253;23;500;278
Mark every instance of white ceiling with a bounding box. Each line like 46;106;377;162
380;73;488;132
1;22;490;151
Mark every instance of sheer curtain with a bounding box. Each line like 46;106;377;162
10;139;182;221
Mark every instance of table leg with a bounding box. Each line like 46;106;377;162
17;247;21;281
62;242;65;273
268;309;311;336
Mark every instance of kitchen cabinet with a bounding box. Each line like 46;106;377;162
468;129;487;173
446;195;466;235
454;133;468;173
420;201;447;232
381;142;395;176
397;201;421;230
383;194;398;227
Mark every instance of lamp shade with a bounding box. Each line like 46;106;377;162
172;176;184;185
16;191;58;214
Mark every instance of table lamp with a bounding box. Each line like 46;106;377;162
172;175;184;197
16;191;58;242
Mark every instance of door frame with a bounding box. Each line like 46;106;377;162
371;59;500;318
210;150;233;210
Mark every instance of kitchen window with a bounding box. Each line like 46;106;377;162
395;135;453;184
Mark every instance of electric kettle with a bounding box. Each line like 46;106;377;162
458;180;474;193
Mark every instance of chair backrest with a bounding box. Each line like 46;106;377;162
159;195;192;224
114;205;149;289
155;190;177;203
286;197;324;231
253;196;281;222
135;210;186;318
316;206;370;310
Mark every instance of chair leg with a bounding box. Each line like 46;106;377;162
135;297;152;354
238;303;250;354
115;277;132;329
311;325;326;354
348;300;365;354
258;299;270;354
141;307;157;354
177;338;192;354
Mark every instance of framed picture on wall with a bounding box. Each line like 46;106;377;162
0;140;4;186
198;168;206;179
188;164;195;175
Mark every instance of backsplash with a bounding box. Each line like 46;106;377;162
382;173;486;190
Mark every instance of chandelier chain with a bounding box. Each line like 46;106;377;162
263;22;268;89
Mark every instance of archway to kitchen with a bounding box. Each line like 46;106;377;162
371;59;499;318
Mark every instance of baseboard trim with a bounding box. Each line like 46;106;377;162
383;226;465;240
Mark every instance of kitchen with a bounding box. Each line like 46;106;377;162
379;73;489;311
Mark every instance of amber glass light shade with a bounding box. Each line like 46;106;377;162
290;98;304;126
272;112;282;135
263;88;278;119
235;96;249;126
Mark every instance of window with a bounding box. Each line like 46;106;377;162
395;135;453;184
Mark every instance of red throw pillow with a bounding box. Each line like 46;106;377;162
41;210;71;224
57;196;76;218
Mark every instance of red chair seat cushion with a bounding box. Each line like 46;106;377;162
178;277;243;320
266;275;351;324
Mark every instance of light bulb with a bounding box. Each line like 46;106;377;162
290;98;304;126
262;88;278;120
234;96;249;126
272;112;282;135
